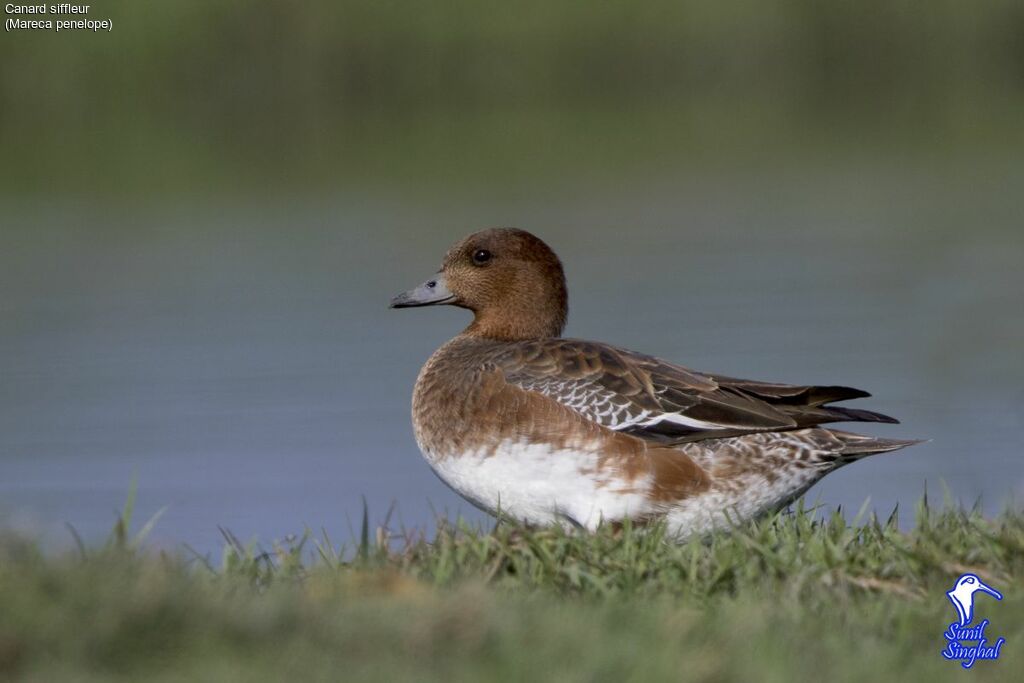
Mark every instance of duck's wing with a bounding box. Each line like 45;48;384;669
496;339;897;444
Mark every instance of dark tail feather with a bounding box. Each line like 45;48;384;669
820;405;899;424
787;404;900;427
803;385;872;407
713;379;872;407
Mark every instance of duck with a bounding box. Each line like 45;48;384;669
390;228;920;538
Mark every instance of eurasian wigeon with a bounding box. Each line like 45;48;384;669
391;228;919;537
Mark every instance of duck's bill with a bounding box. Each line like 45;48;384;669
390;274;456;308
977;580;1003;600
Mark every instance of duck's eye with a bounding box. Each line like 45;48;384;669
472;249;492;265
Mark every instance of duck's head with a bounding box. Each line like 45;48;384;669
390;228;568;341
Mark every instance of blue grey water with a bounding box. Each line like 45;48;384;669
2;167;1022;555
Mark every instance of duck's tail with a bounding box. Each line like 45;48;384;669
828;429;926;462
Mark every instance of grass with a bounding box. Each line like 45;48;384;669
1;497;1022;682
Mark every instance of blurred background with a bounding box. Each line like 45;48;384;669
1;0;1022;554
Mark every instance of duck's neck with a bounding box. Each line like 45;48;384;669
463;314;562;341
462;295;567;342
460;265;568;341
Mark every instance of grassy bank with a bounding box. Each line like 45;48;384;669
1;499;1021;681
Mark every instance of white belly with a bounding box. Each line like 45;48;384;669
418;434;829;539
422;439;653;529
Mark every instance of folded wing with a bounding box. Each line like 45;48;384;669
496;339;897;444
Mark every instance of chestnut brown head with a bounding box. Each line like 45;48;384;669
390;228;568;341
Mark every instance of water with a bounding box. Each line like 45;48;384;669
2;165;1022;554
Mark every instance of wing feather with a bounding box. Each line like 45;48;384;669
495;339;896;443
